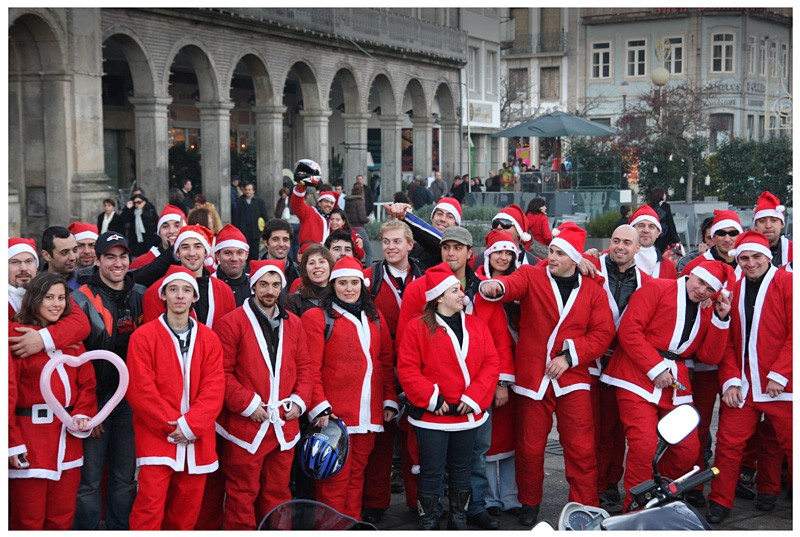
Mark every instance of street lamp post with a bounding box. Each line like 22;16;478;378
651;67;669;127
620;81;629;113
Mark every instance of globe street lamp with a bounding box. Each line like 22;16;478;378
651;66;669;127
620;81;630;112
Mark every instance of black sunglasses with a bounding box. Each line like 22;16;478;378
492;219;514;230
714;229;740;237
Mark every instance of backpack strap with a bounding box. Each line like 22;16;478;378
370;260;384;298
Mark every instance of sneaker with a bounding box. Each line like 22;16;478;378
518;504;539;527
755;493;778;512
705;501;730;524
686;490;707;508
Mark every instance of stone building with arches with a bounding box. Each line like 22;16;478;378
9;8;503;238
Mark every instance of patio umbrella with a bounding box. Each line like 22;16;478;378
492;111;619;138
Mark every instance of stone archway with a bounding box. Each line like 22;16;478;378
402;78;432;179
282;61;327;179
368;72;402;196
328;66;364;187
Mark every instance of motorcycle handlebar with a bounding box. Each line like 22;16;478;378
666;467;719;498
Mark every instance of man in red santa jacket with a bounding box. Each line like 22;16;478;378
126;265;225;530
479;222;616;527
213;260;313;529
142;225;236;329
752;191;793;267
704;231;792;524
628;205;678;279
601;259;733;509
8;238;91;358
290;159;335;248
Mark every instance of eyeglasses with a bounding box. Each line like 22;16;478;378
714;229;740;237
492;219;514;230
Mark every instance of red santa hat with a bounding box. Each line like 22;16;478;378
8;238;39;267
690;260;736;299
753;191;785;224
710;209;743;236
728;230;773;260
493;204;531;242
424;262;461;302
158;265;199;297
213;224;250;254
250;259;287;289
550;222;587;264
628;205;662;233
317;191;338;205
329;255;370;287
157;204;187;231
431;197;462;225
483;229;520;275
173;224;214;255
68;222;99;242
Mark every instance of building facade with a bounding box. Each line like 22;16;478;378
9;8;482;238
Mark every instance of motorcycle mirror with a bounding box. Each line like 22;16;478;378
657;404;700;445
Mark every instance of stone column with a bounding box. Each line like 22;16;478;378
439;119;460;185
8;75;23;237
252;104;286;214
473;134;488;178
197;101;235;223
41;74;74;227
411;116;435;179
341;112;371;187
378;114;404;198
299;109;332;182
130;97;172;212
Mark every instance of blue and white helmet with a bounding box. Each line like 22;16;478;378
299;418;349;480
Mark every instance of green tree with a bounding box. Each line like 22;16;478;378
169;145;201;191
231;145;257;184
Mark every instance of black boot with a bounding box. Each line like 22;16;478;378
447;488;471;530
417;494;440;530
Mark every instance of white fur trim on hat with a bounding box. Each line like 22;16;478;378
157;213;184;231
213;239;250;253
630;214;662;232
73;231;98;242
690;266;723;292
173;230;212;255
318;192;336;203
710;219;744;236
495;211;531;242
159;272;199;297
753;206;785;224
8;244;39;266
549;237;583;264
729;242;773;260
250;266;287;289
330;267;369;288
432;202;462;225
425;274;460;302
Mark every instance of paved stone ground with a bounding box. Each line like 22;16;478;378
375;403;792;531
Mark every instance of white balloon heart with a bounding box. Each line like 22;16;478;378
39;349;129;431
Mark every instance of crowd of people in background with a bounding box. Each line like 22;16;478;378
7;156;792;530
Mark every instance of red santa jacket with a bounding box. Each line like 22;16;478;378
214;301;313;454
634;249;678;279
364;262;422;342
8;292;91;354
601;277;730;406
397;312;499;431
131;246;216;274
142;272;236;329
8;324;96;481
302;306;398;434
397;273;515;383
126;315;225;474
718;265;792;404
290;186;329;247
483;264;615;400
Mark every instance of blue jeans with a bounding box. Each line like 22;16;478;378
467;409;492;516
485;457;522;510
415;426;478;498
73;396;137;530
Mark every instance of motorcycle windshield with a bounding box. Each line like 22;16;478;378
258;499;377;530
601;502;711;531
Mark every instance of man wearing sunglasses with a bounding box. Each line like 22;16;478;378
680;209;743;278
473;204;540;271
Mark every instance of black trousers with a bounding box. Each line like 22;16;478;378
414;426;478;497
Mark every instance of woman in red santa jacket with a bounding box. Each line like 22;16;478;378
475;230;522;516
397;264;500;530
302;256;398;520
8;272;97;530
601;259;733;509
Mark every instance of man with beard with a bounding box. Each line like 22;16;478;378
72;232;146;530
627;206;677;279
214;260;312;529
752;191;792;267
68;222;99;269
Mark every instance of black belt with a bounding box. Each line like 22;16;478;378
658;349;685;362
15;405;73;417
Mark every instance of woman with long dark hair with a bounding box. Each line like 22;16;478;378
397;263;499;530
121;194;159;258
9;272;97;530
302;256;397;520
327;207;366;261
284;243;334;317
647;186;680;252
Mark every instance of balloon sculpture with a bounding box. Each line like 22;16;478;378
39;349;128;432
